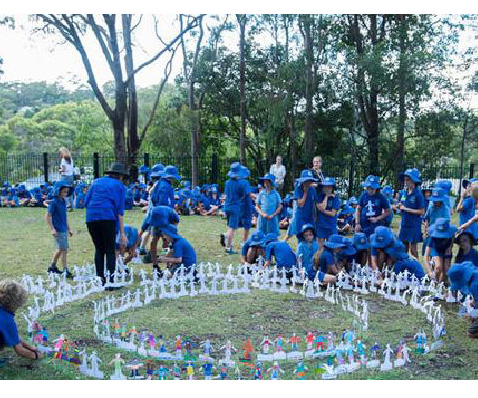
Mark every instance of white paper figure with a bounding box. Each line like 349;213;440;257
380;344;394;371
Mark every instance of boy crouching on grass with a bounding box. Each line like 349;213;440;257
0;280;43;361
45;181;73;278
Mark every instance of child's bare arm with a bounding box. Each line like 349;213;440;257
45;213;56;236
14;341;41;360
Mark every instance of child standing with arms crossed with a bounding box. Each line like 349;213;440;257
256;174;282;237
315;177;341;248
45;181;73;278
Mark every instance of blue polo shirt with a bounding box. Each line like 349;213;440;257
0;307;20;348
401;187;426;229
294;185;319;232
225;179;245;211
48;197;68;232
316;193;341;229
172;237;197;269
152;179;175;208
424;202;450;226
393;258;425;279
199;195;211;211
85;176;126;226
265;242;296;269
358;192;390;235
317;248;335;273
460;197;478;239
456;248;478;267
297;240;319;280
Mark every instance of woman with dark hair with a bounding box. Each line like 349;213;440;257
85;163;128;290
59;147;74;210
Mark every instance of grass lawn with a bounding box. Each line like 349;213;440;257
0;207;477;380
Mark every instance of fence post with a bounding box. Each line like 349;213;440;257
470;163;475;179
211;152;218;184
143;153;150;184
43;152;49;183
93;152;100;179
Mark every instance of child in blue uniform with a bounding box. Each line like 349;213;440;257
355;175;391;238
454;231;478;267
336;237;357;272
241;231;266;266
0;280;42;360
238;166;253;242
45;181;73;278
421;185;433;216
156;224;197;275
313;234;347;275
352;233;369;266
337;205;355;235
74;185;88;209
425;218;457;283
115;224;139;266
423;188;450;261
264;234;296;280
398;168;426;258
154;165;181;208
221;163;248;254
256;174;282;236
384;241;425;279
294;170;319;239
296;224;319;280
315;177;341;246
457;179;478;241
381;185;394;227
370;226;395;272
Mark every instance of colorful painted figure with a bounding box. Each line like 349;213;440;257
186;361;194;380
315;335;326;352
243;339;254;360
148;333;156;350
267;361;285;380
172;363;181;380
275;334;284;352
305;331;315;350
294;359;308;380
289;333;300;351
261;334;271;354
157;363;170;380
370;342;380;359
202;362;214;380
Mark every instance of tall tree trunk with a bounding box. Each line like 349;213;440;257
394;15;407;188
122;14;139;180
237;14;247;164
189;82;200;187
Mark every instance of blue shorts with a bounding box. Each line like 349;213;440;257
399;226;423;243
226;209;240;229
54;232;69;250
316;225;337;239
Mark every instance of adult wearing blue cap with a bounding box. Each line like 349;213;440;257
85;163;128;288
398;168;426;259
256;174;282;237
457;180;478;241
355;175;391;238
220;163;249;254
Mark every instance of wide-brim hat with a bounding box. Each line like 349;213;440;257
151;163;165;173
381;185;393;198
430;218;457;239
150;170;164;179
370;227;394;249
161;224;181;239
448;262;475;295
341;238;357;256
227;162;244;178
353;233;369;251
53;181;73;197
259;174;277;187
429;188;447;203
362;175;381;190
139;165;150;174
249;231;266;247
340;205;355;216
400;168;422;185
384;240;409;260
434;179;452;193
296;169;318;184
347;196;358;206
105;163;129;177
454;230;478;246
297;223;317;240
324;234;347;249
162;165;181;181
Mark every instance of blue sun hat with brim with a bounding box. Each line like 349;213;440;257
162;165;181;181
463;178;478;189
249;231;266;247
430;218;457;239
400;168;422;185
340;205;355;216
151;163;164;173
353;233;369;251
201;184;210;192
297;223;317;240
264;233;279;245
429;188;447;203
259;174;277;187
341;237;357;256
384;240;409;260
324;234;347;249
382;185;393;199
347;196;358;206
182;180;191;188
447;262;475;295
435;180;452;194
370;226;394;249
139;165;150;174
227;162;244;179
362;175;381;190
3;180;10;188
52;181;73;197
161;224;181;239
295;169;318;184
240;166;251;179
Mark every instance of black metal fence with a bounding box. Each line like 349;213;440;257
0;152;475;197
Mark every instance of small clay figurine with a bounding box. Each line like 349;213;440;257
202;362;215;380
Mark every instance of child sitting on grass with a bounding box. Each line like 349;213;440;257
0;280;43;361
45;181;73;278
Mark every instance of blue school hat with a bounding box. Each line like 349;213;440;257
227;162;243;179
259;174;277;187
340;205;355;216
139;165;150;174
324;234;347;249
182;180;191;188
429;188;447;203
370;226;394;249
463;178;478;189
3;180;10;187
430;218;457;239
162;165;181;181
400;168;422;185
362;175;381;190
240;166;251;179
295;169;318;184
201;184;210;192
264;233;279;245
434;180;452;194
382;185;393;199
342;237;357;256
162;224;181;239
347;196;358;206
249;231;266;247
210;186;219;194
52;181;73;197
447;262;475;295
384;240;409;260
297;223;317;240
421;184;433;193
353;233;369;251
151;163;165;173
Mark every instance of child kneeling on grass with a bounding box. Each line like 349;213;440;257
0;280;43;361
425;218;456;283
384;240;425;279
264;233;296;281
45;181;73;278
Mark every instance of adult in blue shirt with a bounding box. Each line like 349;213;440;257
85;163;128;288
455;231;478;267
294;169;319;239
355;175;391;238
457;179;478;240
398;168;426;259
221;163;248;254
157;224;197;274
